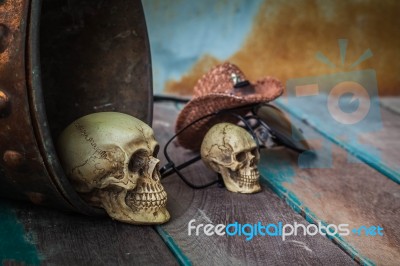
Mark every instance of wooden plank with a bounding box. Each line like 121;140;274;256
358;106;400;174
257;102;400;265
380;97;400;115
0;199;178;265
275;95;400;184
153;102;356;265
0;200;40;265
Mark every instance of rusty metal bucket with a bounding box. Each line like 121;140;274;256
0;0;152;215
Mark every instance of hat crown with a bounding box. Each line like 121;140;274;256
176;62;284;151
193;62;247;97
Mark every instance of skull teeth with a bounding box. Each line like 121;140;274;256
241;175;257;180
135;183;164;193
237;170;260;187
127;188;167;210
238;177;259;185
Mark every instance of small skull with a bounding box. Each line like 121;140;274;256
200;123;261;193
57;112;170;224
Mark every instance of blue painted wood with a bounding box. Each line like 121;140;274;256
2;199;178;265
0;201;40;265
275;95;400;184
155;226;192;266
257;104;400;265
258;151;375;266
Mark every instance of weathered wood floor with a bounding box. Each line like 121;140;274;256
1;97;399;265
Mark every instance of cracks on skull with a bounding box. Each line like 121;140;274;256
64;118;170;223
203;124;233;162
97;148;125;178
201;123;261;193
70;154;92;176
74;122;107;158
69;147;125;193
70;150;104;178
221;124;231;151
212;124;234;154
136;125;152;152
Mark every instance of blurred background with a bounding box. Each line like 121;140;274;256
142;0;400;96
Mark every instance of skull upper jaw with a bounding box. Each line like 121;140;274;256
220;167;262;194
124;185;171;224
95;189;170;225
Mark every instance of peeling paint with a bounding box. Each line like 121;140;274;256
0;201;40;265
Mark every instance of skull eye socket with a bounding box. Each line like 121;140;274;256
251;148;258;156
128;149;148;175
235;151;246;162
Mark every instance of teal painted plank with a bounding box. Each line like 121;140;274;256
0;201;40;265
258;151;375;266
275;94;400;184
6;200;178;265
257;112;400;265
155;226;192;266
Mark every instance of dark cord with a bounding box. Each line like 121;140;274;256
160;154;201;178
154;94;190;103
161;112;220;189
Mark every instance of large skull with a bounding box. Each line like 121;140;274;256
57;112;170;224
200;123;261;193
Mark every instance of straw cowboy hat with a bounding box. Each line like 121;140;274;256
175;62;284;151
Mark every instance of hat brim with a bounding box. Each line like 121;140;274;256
256;104;311;153
175;77;284;151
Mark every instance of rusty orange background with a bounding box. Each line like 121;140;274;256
144;0;400;96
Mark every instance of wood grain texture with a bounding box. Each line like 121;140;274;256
1;199;177;266
275;95;400;184
260;147;400;265
153;102;356;265
358;106;400;174
257;102;400;265
0;201;40;265
380;97;400;115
